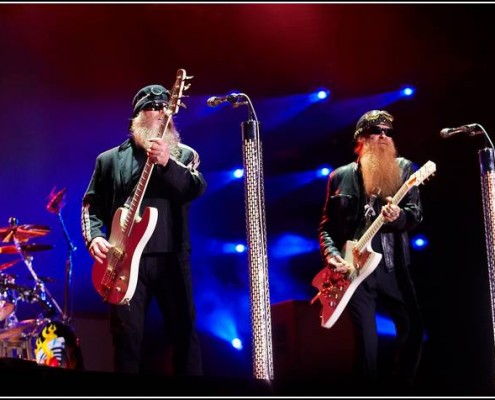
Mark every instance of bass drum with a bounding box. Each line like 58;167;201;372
32;319;84;370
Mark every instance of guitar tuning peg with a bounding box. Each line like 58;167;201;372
185;74;194;80
183;83;192;91
179;103;187;109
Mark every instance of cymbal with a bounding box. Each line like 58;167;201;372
0;259;21;271
0;224;50;243
0;319;38;340
0;243;53;254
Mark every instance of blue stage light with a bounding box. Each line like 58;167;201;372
377;313;429;340
317;90;329;100
233;168;244;179
231;338;243;350
221;242;247;254
411;233;428;250
317;165;333;178
310;88;331;103
400;85;415;97
377;314;396;336
235;244;246;253
271;233;319;258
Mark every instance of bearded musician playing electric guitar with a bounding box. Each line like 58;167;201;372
81;79;207;375
317;110;425;389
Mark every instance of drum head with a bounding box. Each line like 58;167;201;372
0;273;17;321
0;319;38;340
34;320;84;369
0;301;15;321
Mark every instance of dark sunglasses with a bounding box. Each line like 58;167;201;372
142;101;167;112
364;126;394;137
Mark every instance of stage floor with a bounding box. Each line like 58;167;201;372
0;358;493;397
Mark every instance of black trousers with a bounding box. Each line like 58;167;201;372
348;262;424;387
109;252;203;375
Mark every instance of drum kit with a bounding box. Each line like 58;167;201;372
0;219;82;369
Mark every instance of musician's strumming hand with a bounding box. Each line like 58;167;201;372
326;254;351;274
89;236;114;264
147;137;170;167
382;196;401;223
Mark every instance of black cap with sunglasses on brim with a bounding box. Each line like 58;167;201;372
131;84;170;117
354;110;394;139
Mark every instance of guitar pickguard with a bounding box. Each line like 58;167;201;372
312;241;382;329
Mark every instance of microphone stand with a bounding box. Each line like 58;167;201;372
442;123;495;385
57;210;76;324
476;124;495;386
46;188;76;325
226;94;274;381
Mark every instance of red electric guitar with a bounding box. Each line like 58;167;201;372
311;160;436;329
92;69;191;305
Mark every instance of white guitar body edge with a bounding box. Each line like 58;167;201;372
321;240;382;329
106;206;158;305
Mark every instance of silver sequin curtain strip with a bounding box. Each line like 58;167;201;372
479;147;495;361
241;120;274;380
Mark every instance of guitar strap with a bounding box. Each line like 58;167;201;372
124;150;148;209
355;189;380;241
364;193;377;221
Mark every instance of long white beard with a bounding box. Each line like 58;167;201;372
130;113;181;158
360;140;401;199
132;125;159;148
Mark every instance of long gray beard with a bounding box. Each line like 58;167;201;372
130;116;181;158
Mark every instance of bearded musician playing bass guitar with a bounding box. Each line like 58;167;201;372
81;71;207;375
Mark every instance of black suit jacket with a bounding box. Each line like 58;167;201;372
81;137;207;254
318;157;423;271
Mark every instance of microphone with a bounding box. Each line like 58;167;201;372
440;123;481;138
46;187;67;214
207;93;242;107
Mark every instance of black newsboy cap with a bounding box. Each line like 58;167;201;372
354;110;394;139
132;84;170;117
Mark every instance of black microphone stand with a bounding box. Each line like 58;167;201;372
58;210;76;324
46;188;76;324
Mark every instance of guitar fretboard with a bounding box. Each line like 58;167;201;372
122;158;156;236
120;69;188;236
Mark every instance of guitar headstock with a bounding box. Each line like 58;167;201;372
408;160;437;187
165;68;193;116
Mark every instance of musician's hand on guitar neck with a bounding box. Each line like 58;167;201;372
326;254;351;274
89;237;114;264
147;138;170;167
381;196;401;223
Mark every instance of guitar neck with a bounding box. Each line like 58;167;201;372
122;117;173;235
119;68;189;236
122;159;155;236
356;181;411;252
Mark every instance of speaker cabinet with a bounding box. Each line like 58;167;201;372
72;316;113;372
271;299;356;379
